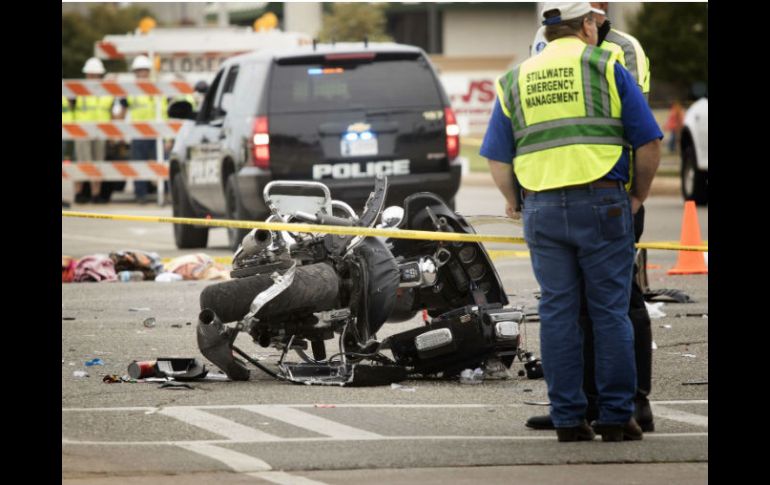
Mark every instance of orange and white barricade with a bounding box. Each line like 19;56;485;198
62;79;192;205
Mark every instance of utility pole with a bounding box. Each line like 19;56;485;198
427;3;439;54
217;2;229;28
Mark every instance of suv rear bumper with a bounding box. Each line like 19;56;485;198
235;163;462;219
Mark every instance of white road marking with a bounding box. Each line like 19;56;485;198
159;407;280;441
245;471;330;485
243;405;383;439
652;404;708;428
652;400;708;405
176;442;271;472
62;432;708;446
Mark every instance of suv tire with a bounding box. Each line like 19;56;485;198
172;172;209;249
681;141;707;206
225;174;251;251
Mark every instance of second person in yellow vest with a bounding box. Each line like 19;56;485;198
482;2;662;443
115;55;169;204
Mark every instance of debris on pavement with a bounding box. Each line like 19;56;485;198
73;254;118;282
110;250;163;281
128;360;159;379
156;358;208;380
130;307;152;312
523;401;551;406
102;375;123;383
644;288;693;303
391;383;416;392
660;324;672;329
200;372;229;381
128;358;208;380
652;341;658;350
62;317;76;321
645;302;667;319
314;404;336;408
159;381;195;390
164;253;230;281
73;371;89;378
682;380;708;386
84;358;104;367
62;256;78;283
459;368;484;384
681;353;697;358
143;317;156;328
155;272;183;283
170;323;183;328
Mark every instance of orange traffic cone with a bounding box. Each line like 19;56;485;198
668;200;708;275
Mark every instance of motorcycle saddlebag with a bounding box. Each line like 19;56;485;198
387;304;521;375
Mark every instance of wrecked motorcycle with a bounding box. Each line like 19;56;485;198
196;176;526;385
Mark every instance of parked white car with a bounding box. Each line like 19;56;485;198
680;97;708;205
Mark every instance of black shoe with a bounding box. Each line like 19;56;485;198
91;195;109;204
526;405;599;430
592;417;643;442
556;420;595;442
634;397;655;432
75;193;90;204
526;414;555;430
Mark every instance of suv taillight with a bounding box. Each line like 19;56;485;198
251;116;270;168
445;107;460;161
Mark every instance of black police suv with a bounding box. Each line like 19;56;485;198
168;42;463;250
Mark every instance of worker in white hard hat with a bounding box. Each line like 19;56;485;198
115;55;170;204
73;57;114;204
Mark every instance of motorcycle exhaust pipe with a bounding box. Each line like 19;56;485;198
242;229;273;253
196;309;250;381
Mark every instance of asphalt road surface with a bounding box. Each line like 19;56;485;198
62;181;708;484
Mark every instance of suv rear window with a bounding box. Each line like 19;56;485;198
268;55;442;114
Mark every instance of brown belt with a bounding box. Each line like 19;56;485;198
522;179;621;198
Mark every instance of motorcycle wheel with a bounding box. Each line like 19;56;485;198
200;262;340;323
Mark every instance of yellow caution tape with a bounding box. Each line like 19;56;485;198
487;250;530;261
61;211;708;252
62;210;527;245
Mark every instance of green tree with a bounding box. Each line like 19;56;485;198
318;3;391;43
628;3;708;93
62;4;154;78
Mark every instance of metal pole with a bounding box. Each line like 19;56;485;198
151;49;164;206
427;3;439;54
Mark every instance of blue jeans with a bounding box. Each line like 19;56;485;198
130;140;158;198
522;183;636;427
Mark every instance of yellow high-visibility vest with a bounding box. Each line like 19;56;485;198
74;96;113;122
602;29;650;96
62;96;73;123
496;37;625;191
128;95;168;122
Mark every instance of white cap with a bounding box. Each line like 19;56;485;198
82;57;105;75
131;55;153;71
541;3;605;25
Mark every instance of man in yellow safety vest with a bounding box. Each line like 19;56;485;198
481;2;662;442
73;57;114;204
525;2;657;435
